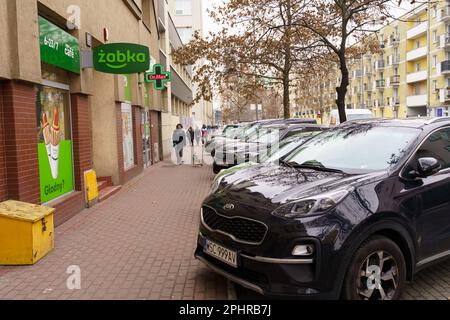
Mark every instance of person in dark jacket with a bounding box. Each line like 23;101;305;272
187;127;195;147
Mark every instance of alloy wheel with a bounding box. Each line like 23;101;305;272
356;250;399;300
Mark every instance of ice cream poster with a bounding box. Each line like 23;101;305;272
37;87;74;203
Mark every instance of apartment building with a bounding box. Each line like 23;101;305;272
0;0;193;225
297;1;450;121
169;0;215;127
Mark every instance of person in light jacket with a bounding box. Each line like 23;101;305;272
194;127;201;146
172;124;186;165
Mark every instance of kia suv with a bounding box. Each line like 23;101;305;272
195;118;450;300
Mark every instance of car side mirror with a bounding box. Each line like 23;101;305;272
416;157;441;178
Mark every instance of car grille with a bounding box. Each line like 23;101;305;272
201;206;268;245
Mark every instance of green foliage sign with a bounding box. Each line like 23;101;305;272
39;16;80;74
93;43;150;74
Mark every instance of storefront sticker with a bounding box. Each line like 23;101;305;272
37;87;74;203
39;16;80;74
93;43;150;74
145;64;171;90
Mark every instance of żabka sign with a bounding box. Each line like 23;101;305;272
93;43;150;74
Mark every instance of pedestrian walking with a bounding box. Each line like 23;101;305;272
187;126;195;147
172;124;186;165
195;126;201;146
201;125;208;145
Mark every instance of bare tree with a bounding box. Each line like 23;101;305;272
173;0;321;119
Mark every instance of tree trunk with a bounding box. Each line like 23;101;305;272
336;52;349;123
283;75;291;119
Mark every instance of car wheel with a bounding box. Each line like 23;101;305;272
213;162;221;174
342;236;406;300
211;150;216;157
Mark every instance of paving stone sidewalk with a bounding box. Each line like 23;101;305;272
0;161;227;300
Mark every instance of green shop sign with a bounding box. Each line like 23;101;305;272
39;16;80;74
145;64;171;90
93;43;150;74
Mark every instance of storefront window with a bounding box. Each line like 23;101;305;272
122;103;135;170
36;85;74;203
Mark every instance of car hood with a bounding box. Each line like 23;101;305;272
217;164;386;211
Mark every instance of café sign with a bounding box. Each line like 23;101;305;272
93;43;150;74
39;16;81;74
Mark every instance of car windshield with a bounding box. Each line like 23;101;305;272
284;125;420;173
261;132;320;163
247;128;283;143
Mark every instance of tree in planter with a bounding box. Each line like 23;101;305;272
296;0;411;123
172;0;321;119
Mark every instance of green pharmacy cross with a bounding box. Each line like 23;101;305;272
145;64;171;90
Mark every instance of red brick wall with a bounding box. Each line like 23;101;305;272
115;103;143;185
51;191;86;227
0;82;7;201
70;93;92;192
1;81;40;204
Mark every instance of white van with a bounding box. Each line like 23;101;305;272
329;109;374;126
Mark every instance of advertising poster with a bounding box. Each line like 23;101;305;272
37;86;74;203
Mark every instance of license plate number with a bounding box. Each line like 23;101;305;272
204;240;238;268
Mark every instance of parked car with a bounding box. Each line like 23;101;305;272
196;117;450;300
206;119;317;157
213;124;326;174
329;109;374;126
213;130;324;181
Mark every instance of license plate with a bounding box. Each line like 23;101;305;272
204;240;238;268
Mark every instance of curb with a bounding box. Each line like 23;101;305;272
227;280;237;300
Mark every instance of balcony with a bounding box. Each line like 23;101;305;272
391;75;400;86
376;79;385;90
441;61;450;75
407;22;428;40
406;70;427;83
441;6;450;22
406;46;427;62
444;35;450;49
406;95;427;107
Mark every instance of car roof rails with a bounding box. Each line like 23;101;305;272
425;117;450;125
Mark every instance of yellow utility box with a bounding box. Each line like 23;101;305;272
0;200;55;265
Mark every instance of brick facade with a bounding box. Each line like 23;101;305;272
0;83;7;201
0;81;91;227
0;80;40;204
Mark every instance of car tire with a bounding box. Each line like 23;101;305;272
342;236;406;300
213;162;221;174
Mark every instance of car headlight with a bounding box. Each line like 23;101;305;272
210;175;226;194
272;189;350;219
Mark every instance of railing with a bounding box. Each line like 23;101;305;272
376;79;385;88
391;75;400;85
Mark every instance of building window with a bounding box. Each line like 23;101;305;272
433;80;438;92
175;0;192;15
416;40;420;48
433;30;437;43
177;27;193;44
433;55;437;68
415;63;420;72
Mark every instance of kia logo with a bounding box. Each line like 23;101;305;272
223;204;235;211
